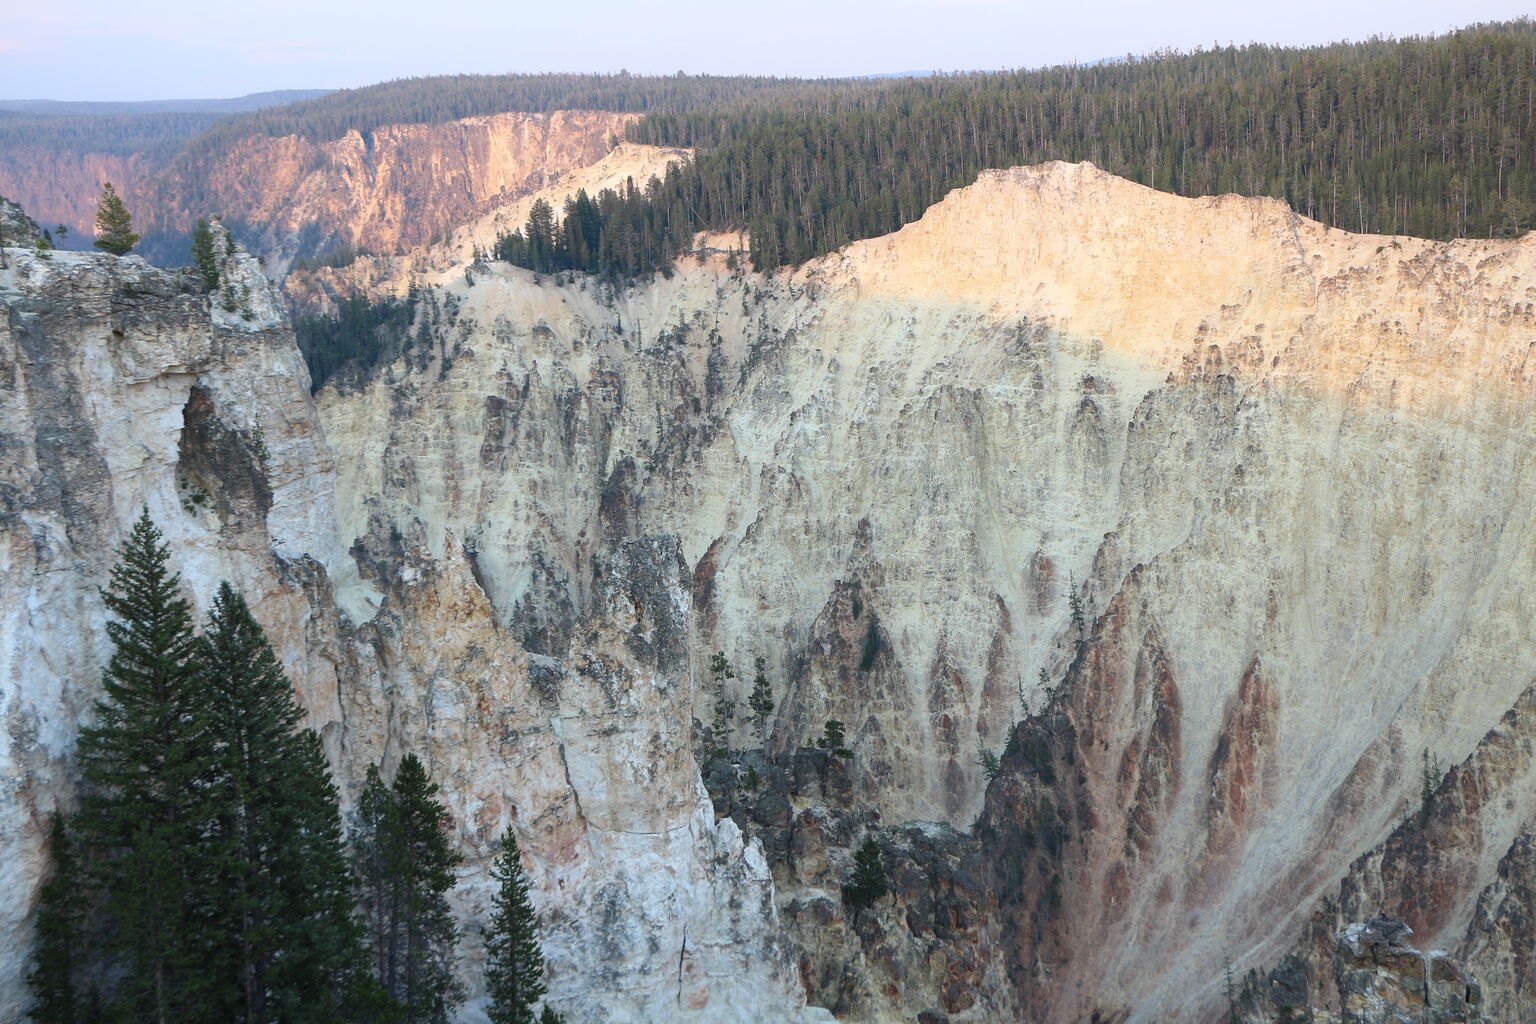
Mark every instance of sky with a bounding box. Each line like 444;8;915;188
2;0;1532;102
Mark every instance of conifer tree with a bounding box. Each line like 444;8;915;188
483;825;546;1024
708;651;735;751
354;764;400;987
747;655;774;743
27;814;85;1024
843;835;889;912
354;754;464;1024
198;582;376;1023
190;218;219;291
92;183;138;256
75;509;221;1022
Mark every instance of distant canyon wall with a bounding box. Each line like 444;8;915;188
0;110;635;272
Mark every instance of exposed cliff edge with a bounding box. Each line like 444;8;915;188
5;156;1536;1023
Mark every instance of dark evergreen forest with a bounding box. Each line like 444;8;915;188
497;19;1536;276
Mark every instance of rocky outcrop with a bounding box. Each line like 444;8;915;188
703;748;1012;1022
1239;916;1485;1024
1332;918;1482;1024
338;529;823;1023
0;195;42;248
1236;681;1536;1023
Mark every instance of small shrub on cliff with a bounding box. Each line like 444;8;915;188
817;719;852;758
747;655;774;742
1419;748;1445;828
708;650;736;750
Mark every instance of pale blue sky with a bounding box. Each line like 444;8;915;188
3;0;1531;102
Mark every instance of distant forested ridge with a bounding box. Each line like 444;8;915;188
486;20;1536;276
0;91;334;161
0;90;333;117
0;112;222;160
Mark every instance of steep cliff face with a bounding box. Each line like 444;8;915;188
136;110;636;274
337;529;822;1023
0;229;822;1023
314;161;1536;1020
0;230;358;1017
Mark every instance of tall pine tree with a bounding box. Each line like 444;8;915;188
197;582;377;1023
190;218;219;292
354;754;464;1024
483;825;546;1024
27;814;86;1024
75;509;221;1023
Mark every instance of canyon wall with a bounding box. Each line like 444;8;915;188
0;230;822;1024
135;110;636;274
0;149;159;244
314;161;1536;1021
5;156;1536;1022
0;110;635;272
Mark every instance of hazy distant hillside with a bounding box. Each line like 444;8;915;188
0;91;331;244
0;89;332;116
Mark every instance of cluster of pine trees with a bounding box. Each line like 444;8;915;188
484;20;1536;277
490;177;694;279
29;512;563;1024
294;292;420;392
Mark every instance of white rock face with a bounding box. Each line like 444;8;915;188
338;530;823;1023
0;232;358;1018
